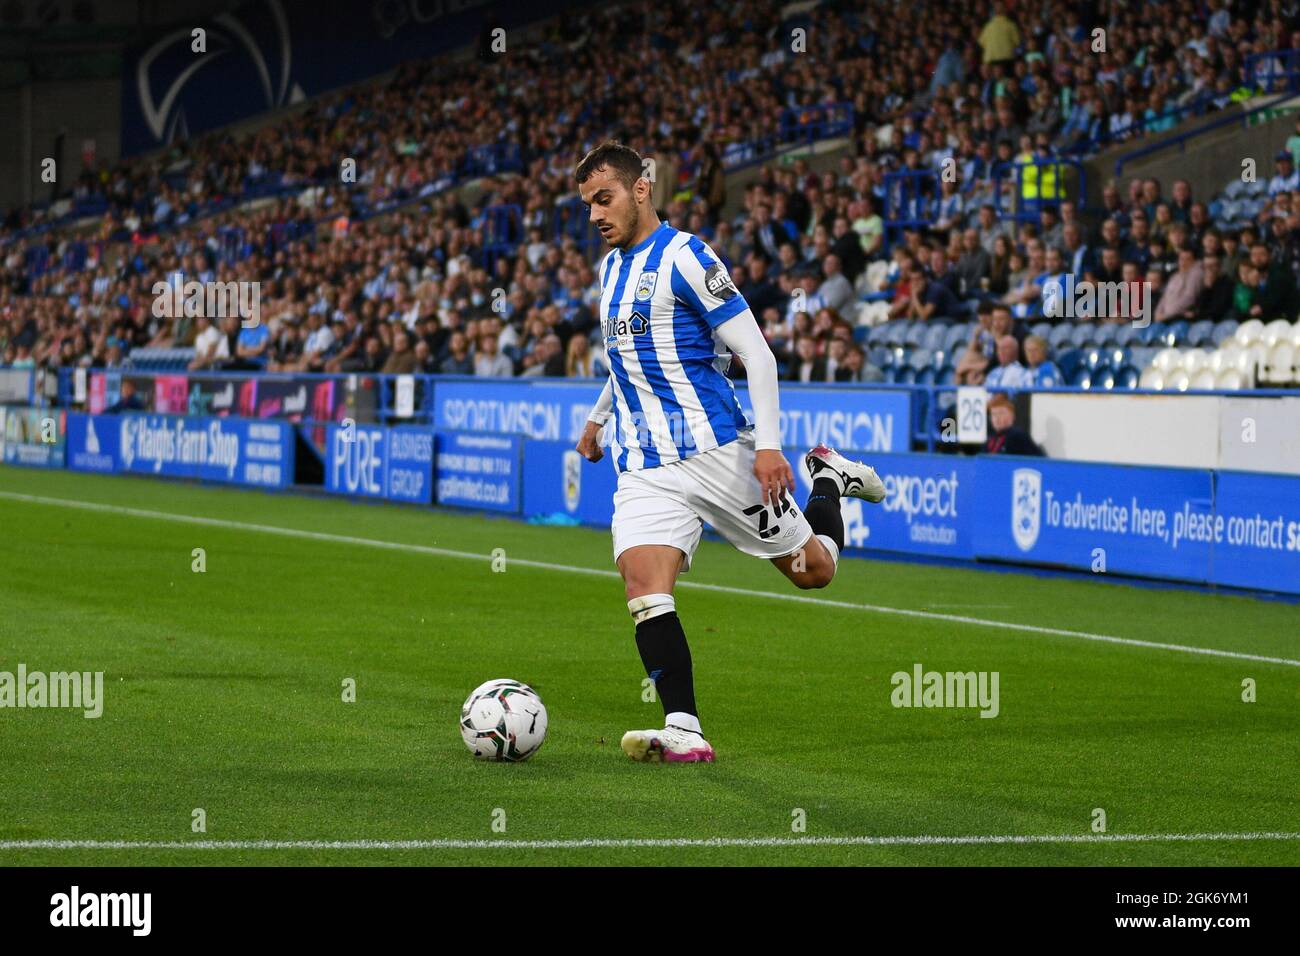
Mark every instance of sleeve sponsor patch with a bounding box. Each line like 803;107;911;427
704;262;738;300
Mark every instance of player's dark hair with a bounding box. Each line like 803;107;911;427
574;141;644;191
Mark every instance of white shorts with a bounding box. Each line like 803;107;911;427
611;431;814;571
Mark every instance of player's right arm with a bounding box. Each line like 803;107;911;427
577;376;612;462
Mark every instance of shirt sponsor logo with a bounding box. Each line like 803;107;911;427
704;262;737;299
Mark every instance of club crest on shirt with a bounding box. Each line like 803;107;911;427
634;272;657;301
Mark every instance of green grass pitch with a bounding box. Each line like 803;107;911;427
0;463;1296;867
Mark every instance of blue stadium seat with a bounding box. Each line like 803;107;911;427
1114;365;1140;389
1185;320;1213;347
943;324;971;352
1094;369;1116;390
1165;320;1189;345
853;325;871;344
915;366;937;385
1055;348;1084;380
883;321;910;346
867;325;892;347
1048;324;1074;350
922;323;949;350
1070;323;1097;348
1083;348;1106;371
1210;319;1238;346
909;347;933;370
1108;346;1132;369
1091;324;1118;347
904;323;928;347
868;346;893;369
1030;322;1053;340
937;365;956;385
1137;321;1167;345
893;366;917;384
1113;323;1139;346
1129;345;1158;369
1069;367;1093;388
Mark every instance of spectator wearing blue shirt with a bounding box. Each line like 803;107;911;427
1023;335;1061;387
930;44;965;95
984;335;1032;390
1267;151;1300;198
1036;247;1071;318
232;319;271;370
1142;92;1177;135
104;378;147;414
934;180;965;232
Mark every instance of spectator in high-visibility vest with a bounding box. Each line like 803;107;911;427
1021;139;1062;218
1015;138;1038;216
1036;137;1061;195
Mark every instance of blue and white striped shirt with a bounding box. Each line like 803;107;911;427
597;220;752;473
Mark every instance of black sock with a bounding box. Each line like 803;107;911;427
804;477;844;552
635;612;697;721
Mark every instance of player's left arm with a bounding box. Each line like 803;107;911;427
672;238;791;506
714;309;792;507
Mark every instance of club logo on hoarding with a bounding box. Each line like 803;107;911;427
563;449;581;512
120;419;136;469
1012;468;1041;552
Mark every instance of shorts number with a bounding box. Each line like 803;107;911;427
743;495;792;540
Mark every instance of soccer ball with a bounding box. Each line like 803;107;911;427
459;679;548;761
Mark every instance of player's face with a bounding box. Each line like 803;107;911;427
580;165;642;250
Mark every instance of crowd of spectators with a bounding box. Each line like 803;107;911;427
2;0;1297;389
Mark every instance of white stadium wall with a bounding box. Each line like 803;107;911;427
1029;394;1300;476
1218;397;1300;475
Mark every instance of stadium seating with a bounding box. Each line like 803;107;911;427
1131;320;1300;389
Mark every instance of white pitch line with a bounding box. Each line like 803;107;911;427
1;833;1297;851
2;490;1297;669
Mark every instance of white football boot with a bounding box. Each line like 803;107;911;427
620;725;715;763
804;444;886;503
